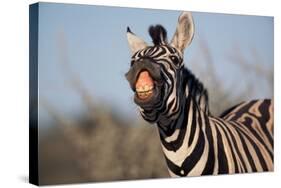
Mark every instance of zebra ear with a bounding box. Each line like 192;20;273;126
170;12;194;53
127;27;148;54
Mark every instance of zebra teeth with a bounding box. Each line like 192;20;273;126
136;85;154;93
136;86;154;99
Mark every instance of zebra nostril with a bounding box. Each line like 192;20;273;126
125;68;139;90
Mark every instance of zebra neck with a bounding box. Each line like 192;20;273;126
157;67;208;143
155;67;210;173
157;95;205;151
157;95;208;177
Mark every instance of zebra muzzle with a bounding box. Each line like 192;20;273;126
125;58;163;104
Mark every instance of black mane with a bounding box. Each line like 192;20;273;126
148;25;167;45
183;68;210;115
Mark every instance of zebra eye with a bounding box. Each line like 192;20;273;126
170;55;180;65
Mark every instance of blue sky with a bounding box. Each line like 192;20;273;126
37;2;273;124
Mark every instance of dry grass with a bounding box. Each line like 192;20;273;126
39;102;168;185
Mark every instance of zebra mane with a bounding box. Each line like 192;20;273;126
149;25;168;45
183;67;210;115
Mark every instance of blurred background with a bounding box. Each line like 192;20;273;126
36;2;273;185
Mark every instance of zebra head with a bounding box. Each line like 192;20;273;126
125;12;194;123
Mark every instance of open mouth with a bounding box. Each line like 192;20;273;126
135;70;155;100
125;58;163;105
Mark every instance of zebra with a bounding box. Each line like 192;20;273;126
125;12;274;177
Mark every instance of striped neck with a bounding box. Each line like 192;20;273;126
157;67;209;138
156;68;210;176
157;90;205;152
